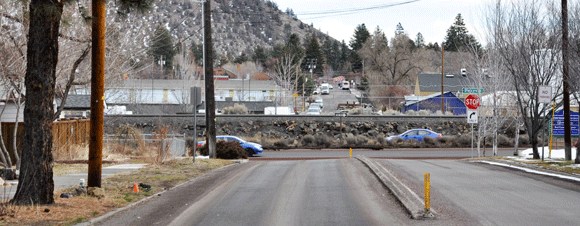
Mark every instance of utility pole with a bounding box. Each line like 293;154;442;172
88;0;106;188
441;42;445;113
203;0;216;158
307;59;316;79
562;0;573;161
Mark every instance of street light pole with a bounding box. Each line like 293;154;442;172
441;42;445;114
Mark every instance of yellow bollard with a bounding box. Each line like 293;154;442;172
424;173;430;213
349;148;352;158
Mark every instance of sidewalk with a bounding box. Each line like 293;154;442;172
2;164;147;200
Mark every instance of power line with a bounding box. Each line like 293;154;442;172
298;0;421;20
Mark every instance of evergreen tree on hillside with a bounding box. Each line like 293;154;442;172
443;14;481;53
191;41;203;65
349;24;370;72
415;32;425;48
340;40;351;71
302;34;325;76
252;45;268;66
285;33;304;61
322;37;341;71
150;25;176;73
233;52;248;64
395;22;405;35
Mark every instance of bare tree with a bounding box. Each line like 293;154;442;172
488;0;563;159
272;52;303;92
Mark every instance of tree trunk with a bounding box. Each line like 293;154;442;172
514;122;520;156
12;0;62;205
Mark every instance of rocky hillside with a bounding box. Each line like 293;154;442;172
147;0;333;58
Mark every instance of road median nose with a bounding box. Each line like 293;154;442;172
356;156;435;219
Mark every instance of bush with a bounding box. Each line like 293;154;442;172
438;136;458;148
273;139;289;149
457;134;471;147
518;134;530;146
422;136;440;148
498;134;511;147
222;104;248;114
346;135;368;146
198;140;248;159
302;135;315;145
314;135;333;148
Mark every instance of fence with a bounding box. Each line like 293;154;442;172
1;119;90;160
104;134;187;160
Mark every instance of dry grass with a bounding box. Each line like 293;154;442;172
0;158;233;226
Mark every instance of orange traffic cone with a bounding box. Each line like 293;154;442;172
133;183;139;192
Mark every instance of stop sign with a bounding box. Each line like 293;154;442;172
465;94;480;109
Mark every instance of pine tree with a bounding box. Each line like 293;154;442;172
349;24;370;72
443;14;481;53
233;52;249;64
149;25;176;73
395;22;405;35
302;34;325;76
252;45;268;66
415;32;425;48
340;40;350;71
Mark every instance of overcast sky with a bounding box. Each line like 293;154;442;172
274;0;491;45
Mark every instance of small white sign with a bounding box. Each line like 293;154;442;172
538;86;552;104
467;110;478;124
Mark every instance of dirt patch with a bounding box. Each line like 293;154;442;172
0;158;233;225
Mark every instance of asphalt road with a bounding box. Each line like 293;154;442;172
251;148;517;160
378;159;580;225
318;86;358;115
96;159;414;226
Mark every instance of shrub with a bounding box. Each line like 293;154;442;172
273;139;289;149
314;135;333;148
198;140;248;159
438;136;458;148
222;104;248;114
457;134;471;147
346;135;368;146
302;135;315;145
497;134;511;147
422;136;440;148
518;134;530;146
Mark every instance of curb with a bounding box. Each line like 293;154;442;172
75;160;245;226
355;156;434;219
472;159;580;182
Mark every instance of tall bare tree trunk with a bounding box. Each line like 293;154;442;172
12;0;62;205
514;121;520;155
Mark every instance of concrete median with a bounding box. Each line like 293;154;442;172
356;155;435;219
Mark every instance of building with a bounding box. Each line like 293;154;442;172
403;92;467;115
414;73;476;98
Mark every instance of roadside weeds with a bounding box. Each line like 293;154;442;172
0;158;233;226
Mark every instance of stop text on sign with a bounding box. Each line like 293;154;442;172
465;94;480;110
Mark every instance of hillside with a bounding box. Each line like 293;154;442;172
146;0;334;59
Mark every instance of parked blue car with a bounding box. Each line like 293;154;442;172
386;129;442;142
197;136;263;156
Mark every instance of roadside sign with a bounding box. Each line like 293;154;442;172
293;94;299;97
462;88;485;94
552;110;579;136
465;94;480;110
538;86;552;104
467;109;478;124
335;112;347;117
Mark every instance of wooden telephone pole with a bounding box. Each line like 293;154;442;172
203;0;217;158
88;0;106;187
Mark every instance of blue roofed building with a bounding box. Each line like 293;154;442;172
403;92;466;115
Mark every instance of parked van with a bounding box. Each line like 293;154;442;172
342;81;350;90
